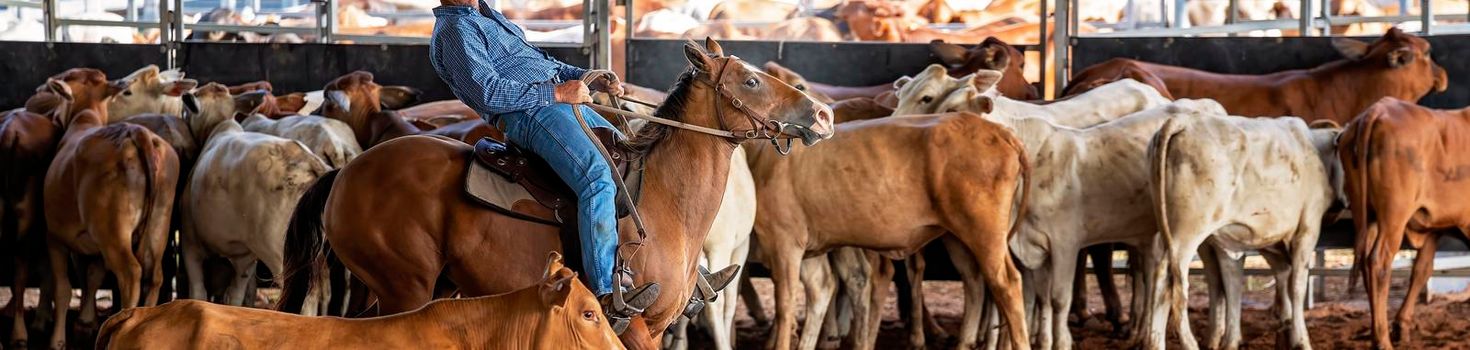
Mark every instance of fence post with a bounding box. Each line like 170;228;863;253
1309;250;1326;309
1038;0;1047;97
316;0;334;43
42;0;56;42
1053;0;1070;100
1421;0;1431;35
1299;0;1312;36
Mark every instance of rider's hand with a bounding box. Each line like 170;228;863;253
582;70;626;97
554;80;593;104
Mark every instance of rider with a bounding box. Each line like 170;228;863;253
429;0;655;331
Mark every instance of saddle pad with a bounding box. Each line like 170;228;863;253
465;160;562;225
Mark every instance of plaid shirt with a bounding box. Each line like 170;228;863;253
430;2;586;117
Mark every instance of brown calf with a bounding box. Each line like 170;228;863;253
98;253;624;350
1066;28;1448;125
0;106;61;348
930;38;1039;100
1339;97;1470;350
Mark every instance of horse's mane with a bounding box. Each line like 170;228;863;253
624;67;698;157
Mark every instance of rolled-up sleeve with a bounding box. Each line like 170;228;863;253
556;63;587;83
432;23;555;115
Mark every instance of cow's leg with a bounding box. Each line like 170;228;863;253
1069;252;1089;325
1365;215;1408;350
943;237;984;349
666;317;689;350
1393;232;1437;344
1287;233;1319;350
739;275;769;328
702;238;750;350
1164;237;1208;350
1090;245;1125;335
1046;246;1081;350
952;230;1029;350
179;229;209;300
1206;242;1244;350
1031;259;1055;350
903;253;929;349
45;242;70;350
831;248;872;348
78;260;106;329
1260;248;1296;350
224;257;258;306
1198;243;1227;350
768;247;803;350
857;254;894;350
798;254;837;350
8;237;31;347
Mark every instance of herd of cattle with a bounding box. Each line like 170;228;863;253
0;27;1462;350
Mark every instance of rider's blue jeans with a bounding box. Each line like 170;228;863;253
500;103;620;296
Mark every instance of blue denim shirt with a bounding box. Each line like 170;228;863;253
430;1;587;117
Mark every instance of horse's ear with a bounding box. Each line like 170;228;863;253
704;37;725;57
685;41;714;74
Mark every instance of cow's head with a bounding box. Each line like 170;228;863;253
1332;28;1449;100
934;69;1005;115
533;252;622;350
321;71;382;143
45;68;128;126
892;64;972;116
835;1;904;41
180;82;268;140
762;61;835;103
930;38;1040;100
109;65;199;119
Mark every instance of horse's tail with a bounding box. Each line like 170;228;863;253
1345;109;1381;294
276;168;340;313
1006;134;1029;240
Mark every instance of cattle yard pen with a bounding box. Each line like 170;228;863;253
2;0;1470;298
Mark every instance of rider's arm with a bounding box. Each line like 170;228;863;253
432;23;556;115
555;62;588;83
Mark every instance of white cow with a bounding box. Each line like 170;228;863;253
241;114;363;168
889;65;1175;349
1144;115;1344;350
109;65;198;120
179;83;331;307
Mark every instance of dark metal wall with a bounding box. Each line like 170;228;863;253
0;41;587;109
0;42;167;108
1072;35;1470;108
627;39;943;90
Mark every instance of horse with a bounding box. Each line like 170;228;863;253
41;68;180;349
275;38;833;348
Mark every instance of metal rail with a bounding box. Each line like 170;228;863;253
0;0;40;8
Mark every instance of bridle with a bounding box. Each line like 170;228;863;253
581;55;811;154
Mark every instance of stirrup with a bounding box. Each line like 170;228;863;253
601;283;661;334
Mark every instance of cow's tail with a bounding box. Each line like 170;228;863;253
1345;110;1381;294
276;169;340;313
1149;118;1187;250
126;128;162;261
1006;135;1030;239
95;307;142;350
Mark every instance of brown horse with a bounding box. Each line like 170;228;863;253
277;39;833;348
40;68;180;349
0;101;62;348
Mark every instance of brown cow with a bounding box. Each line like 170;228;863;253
40;68;180;349
1338;97;1470;350
930;38;1040;100
762;62;894;103
831;97;894;123
97;253;625;350
1066;28;1448;125
0;105;61;348
318;72;497;148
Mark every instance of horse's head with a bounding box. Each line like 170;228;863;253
682;38;833;145
45;68;128;126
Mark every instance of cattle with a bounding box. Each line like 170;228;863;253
1338;97;1470;350
241;114;363;168
1064;28;1448;125
831;97;894;123
0;106;61;348
108;65;199;120
745;109;1032;350
929;38;1040;100
882;65;1181;347
41;68;180;349
761;62;894;106
1146;115;1344;350
96;253;625;350
178;83;331;307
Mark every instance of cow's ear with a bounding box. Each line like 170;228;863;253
540;268;576;308
163;79;199;97
929;40;968;67
969;95;994;114
182;93;201;117
892;76;913;90
1332;38;1369;60
378;86;422;110
968;69;1004;93
234;90;269;114
1387;47;1415;67
46;79;73;101
980;43;1011;70
325;90;352;115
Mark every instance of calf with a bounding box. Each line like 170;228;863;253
930;38;1040;100
42;68;180;349
108;65;198;120
1338;98;1470;350
1066;28;1448;125
0;107;60;348
178;83;331;308
1147;115;1344;350
97;253;625;350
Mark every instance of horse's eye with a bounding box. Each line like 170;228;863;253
744;78;759;89
795;84;807;91
582;310;596;321
920;96;934;104
122;90;132;96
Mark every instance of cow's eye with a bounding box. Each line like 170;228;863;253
920;96;934;104
122;90;132;96
582;310;596;321
795;84;807;91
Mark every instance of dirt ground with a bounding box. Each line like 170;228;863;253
730;275;1470;350
4;274;1469;349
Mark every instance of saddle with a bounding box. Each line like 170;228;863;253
463;128;641;276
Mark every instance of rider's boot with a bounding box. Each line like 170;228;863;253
600;267;660;334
